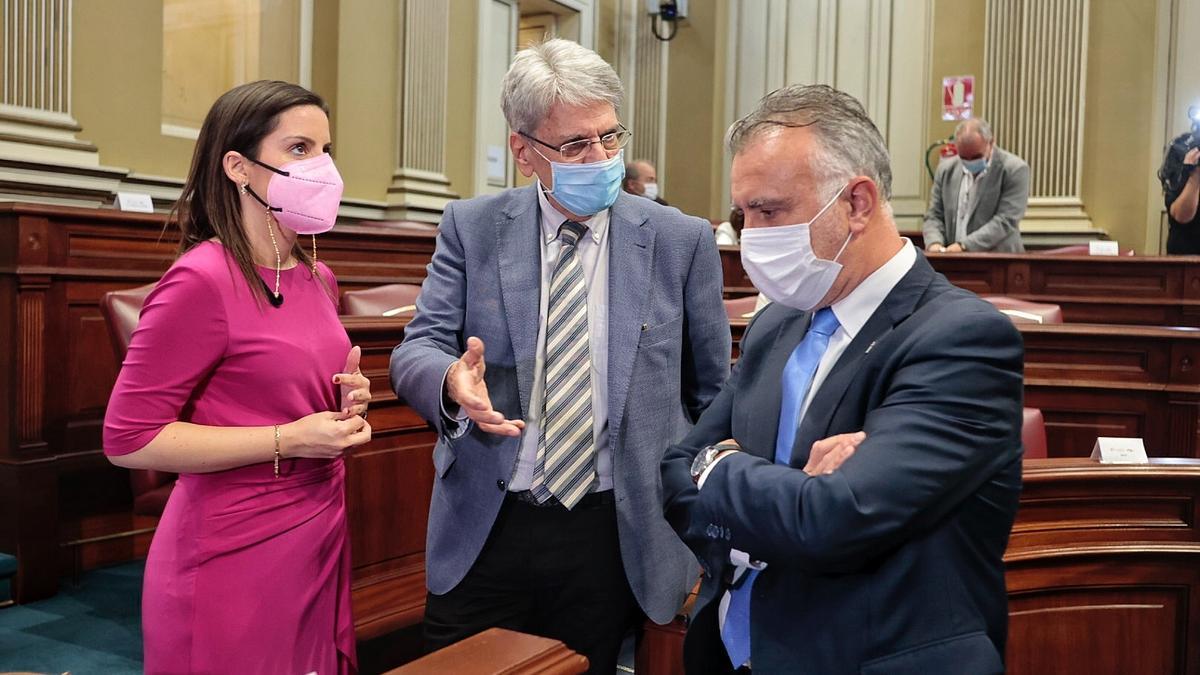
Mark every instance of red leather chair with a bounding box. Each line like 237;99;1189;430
1037;243;1134;256
1022;407;1048;459
99;283;177;517
981;296;1064;324
341;283;423;316
723;295;759;321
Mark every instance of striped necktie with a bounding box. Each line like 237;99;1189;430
531;221;595;509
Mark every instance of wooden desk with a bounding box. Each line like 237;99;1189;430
637;458;1200;675
386;628;588;675
729;319;1200;458
0;201;438;639
719;247;1200;325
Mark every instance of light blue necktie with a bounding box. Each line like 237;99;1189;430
721;307;840;668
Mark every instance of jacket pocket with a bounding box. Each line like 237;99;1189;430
639;315;683;347
859;631;1003;675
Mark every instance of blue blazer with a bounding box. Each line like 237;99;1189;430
662;254;1024;674
390;186;731;623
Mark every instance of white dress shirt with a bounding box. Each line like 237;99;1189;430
506;183;613;492
954;163;988;245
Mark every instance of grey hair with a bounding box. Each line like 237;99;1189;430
955;118;994;143
501;38;624;134
726;84;893;200
624;161;642;180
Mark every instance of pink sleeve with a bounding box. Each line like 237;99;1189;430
102;263;228;456
318;262;341;312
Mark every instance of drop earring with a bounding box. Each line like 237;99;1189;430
239;182;248;195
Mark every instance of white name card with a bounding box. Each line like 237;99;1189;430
1090;437;1149;464
115;192;155;213
1088;240;1120;256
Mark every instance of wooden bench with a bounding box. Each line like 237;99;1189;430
386;628;588;675
719;247;1200;326
730;319;1200;458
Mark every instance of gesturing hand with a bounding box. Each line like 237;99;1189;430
335;345;371;418
446;337;525;437
804;431;866;477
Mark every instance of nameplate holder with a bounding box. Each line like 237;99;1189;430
1090;437;1149;464
115;192;155;213
1088;240;1120;256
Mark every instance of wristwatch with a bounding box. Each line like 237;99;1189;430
691;443;739;485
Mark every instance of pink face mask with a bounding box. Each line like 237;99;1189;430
244;153;344;234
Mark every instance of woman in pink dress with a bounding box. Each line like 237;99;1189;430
103;80;370;674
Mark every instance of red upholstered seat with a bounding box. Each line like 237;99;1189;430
99;283;177;517
723;295;758;321
982;295;1064;324
1022;407;1048;459
1037;243;1134;256
341;283;423;316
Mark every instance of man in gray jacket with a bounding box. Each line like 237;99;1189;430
389;38;729;674
923;119;1029;253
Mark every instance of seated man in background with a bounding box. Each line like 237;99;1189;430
923;118;1029;253
623;158;669;205
662;84;1025;674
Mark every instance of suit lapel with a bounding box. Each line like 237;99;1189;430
497;185;542;417
789;256;937;467
606;195;655;440
945;167;963;237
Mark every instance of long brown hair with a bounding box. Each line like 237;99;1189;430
171;80;330;303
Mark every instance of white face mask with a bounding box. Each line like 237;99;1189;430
739;184;851;311
642;182;659;201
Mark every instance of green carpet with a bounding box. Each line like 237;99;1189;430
0;561;143;675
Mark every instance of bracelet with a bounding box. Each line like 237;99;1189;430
273;424;281;478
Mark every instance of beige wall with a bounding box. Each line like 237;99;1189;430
1082;0;1157;253
663;0;723;220
334;0;399;202
73;0;194;179
446;0;481;200
927;0;986;153
58;0;1169;246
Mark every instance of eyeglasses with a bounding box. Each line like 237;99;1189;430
519;125;632;161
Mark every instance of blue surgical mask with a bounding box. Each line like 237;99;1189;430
963;157;988;175
543;150;626;216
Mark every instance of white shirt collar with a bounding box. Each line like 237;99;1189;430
829;238;917;339
536;181;609;245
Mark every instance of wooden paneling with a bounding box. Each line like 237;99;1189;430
719;249;1200;326
386;627;588;674
731;317;1200;459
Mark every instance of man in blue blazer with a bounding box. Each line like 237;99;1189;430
390;39;729;673
662;85;1024;674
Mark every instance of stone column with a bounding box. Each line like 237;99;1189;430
0;0;125;205
984;0;1093;230
386;0;458;222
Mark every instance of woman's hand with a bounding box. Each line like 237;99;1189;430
336;345;372;419
281;411;371;459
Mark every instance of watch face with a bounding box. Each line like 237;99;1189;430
691;446;716;480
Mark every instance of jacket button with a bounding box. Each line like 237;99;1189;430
497;479;506;491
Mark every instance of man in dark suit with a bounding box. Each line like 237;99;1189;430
391;39;730;674
661;84;1025;674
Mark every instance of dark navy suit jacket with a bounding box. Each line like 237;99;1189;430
662;253;1024;674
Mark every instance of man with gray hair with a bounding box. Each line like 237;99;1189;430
923;117;1030;253
390;38;729;672
661;84;1023;673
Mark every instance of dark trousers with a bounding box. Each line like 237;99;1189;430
423;491;642;675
